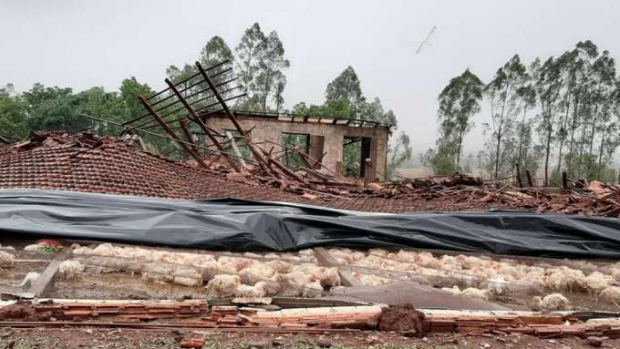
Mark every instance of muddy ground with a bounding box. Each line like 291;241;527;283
0;327;618;349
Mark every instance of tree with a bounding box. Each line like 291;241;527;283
21;83;87;133
586;50;616;178
74;87;129;135
119;77;155;118
199;36;235;88
255;31;289;111
292;99;358;119
165;64;197;99
325;66;365;109
387;132;412;178
512;117;540;176
484;54;528;179
0;86;27;139
564;41;598;176
235;23;267;110
199;36;234;68
514;81;537;172
532;57;563;186
422;69;484;175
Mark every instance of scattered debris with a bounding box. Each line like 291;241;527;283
3;130;620;216
0;301;49;321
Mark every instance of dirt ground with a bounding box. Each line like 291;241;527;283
0;327;618;349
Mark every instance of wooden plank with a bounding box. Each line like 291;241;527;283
313;247;362;287
28;247;72;297
226;131;248;171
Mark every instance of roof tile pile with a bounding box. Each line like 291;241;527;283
2;132;618;216
0;132;310;202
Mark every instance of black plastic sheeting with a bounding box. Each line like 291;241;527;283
2;190;620;259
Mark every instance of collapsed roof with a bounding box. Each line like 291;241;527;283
1;131;620;217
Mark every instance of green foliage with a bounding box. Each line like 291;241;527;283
484;54;528;179
294;66;411;178
424;69;484;175
421;143;459;175
235;23;289;112
292;99;359;119
120;77;155;117
200;36;234;68
387;131;413;178
325;66;365;108
0;86;27;139
281;133;308;171
21;84;85;133
429;40;620;183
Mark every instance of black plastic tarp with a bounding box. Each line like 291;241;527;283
1;189;620;259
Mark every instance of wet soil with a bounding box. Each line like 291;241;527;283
1;327;619;349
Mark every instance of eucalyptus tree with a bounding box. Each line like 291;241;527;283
256;31;289;111
484;54;528;179
594;71;620;180
199;36;234;91
0;86;27;139
439;69;484;168
585;50;616;178
560;43;590;175
235;23;266;109
325;66;366;109
532;57;563;186
199;36;234;68
514;81;537;171
422;69;483;174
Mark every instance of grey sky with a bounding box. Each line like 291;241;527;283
1;0;619;155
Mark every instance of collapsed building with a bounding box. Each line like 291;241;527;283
205;110;392;181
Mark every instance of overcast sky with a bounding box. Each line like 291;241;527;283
1;0;619;155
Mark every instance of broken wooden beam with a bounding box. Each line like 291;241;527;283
313;247;362;287
27;247;72;297
138;96;209;170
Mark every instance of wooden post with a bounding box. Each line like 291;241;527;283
515;164;523;188
525;170;534;187
195;62;273;176
313;247;361;287
364;158;372;188
226;131;247;171
177;119;199;153
308;135;325;169
164;78;241;172
562;171;568;190
28;247;72;297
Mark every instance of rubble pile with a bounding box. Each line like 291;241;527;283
1;131;619;216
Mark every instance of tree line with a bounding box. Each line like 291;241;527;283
423;40;620;185
0;22;411;177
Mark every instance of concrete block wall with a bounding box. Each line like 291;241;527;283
204;114;390;180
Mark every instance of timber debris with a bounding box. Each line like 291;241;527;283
2;130;620;216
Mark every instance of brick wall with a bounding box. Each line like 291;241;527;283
204;114;390;180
